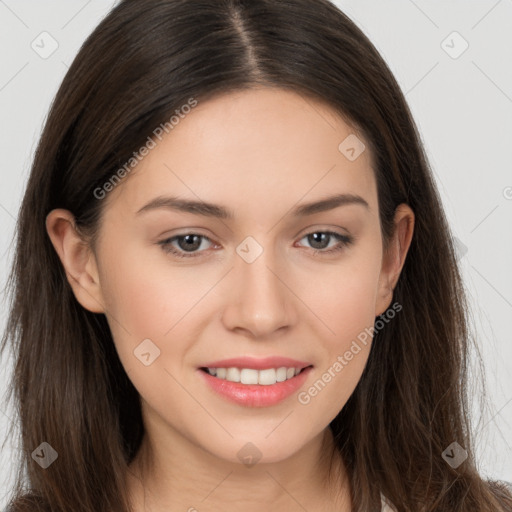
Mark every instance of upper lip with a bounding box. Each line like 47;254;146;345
200;356;313;370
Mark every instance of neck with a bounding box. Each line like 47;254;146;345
126;426;351;512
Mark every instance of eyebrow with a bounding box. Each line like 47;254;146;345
135;193;370;219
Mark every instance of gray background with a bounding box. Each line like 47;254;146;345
1;0;511;506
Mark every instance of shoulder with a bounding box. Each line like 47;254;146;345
380;493;396;511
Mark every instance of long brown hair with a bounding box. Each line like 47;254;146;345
1;0;511;511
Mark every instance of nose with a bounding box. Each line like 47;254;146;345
221;243;297;339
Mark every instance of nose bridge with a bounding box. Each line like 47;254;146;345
222;235;294;336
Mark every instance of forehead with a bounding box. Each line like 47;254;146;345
105;87;377;221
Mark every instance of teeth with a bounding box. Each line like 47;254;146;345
258;369;275;385
226;367;241;382
241;369;259;385
276;367;287;382
206;366;304;385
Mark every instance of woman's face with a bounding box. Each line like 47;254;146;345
52;88;413;466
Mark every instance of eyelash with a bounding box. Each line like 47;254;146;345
158;230;354;259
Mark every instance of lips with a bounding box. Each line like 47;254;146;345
199;356;312;371
197;356;314;407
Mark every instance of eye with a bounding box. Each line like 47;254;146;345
158;230;354;259
296;230;354;255
158;233;215;258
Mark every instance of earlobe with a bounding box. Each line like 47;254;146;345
45;209;106;314
375;204;415;317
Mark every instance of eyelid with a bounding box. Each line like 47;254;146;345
295;223;351;239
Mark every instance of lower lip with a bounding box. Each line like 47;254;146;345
198;367;313;408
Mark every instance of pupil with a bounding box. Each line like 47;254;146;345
180;235;200;251
310;233;327;249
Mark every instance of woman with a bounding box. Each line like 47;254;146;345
1;0;511;510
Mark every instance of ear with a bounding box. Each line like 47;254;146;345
45;209;106;314
375;203;415;317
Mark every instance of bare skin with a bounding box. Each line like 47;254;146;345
46;87;414;511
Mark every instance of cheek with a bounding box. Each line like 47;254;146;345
97;240;206;380
98;238;215;338
293;250;380;405
295;267;379;420
297;340;371;429
298;251;382;344
97;245;210;416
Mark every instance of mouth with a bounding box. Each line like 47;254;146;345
197;361;314;407
199;365;313;386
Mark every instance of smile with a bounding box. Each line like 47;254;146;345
198;365;313;408
201;366;306;385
